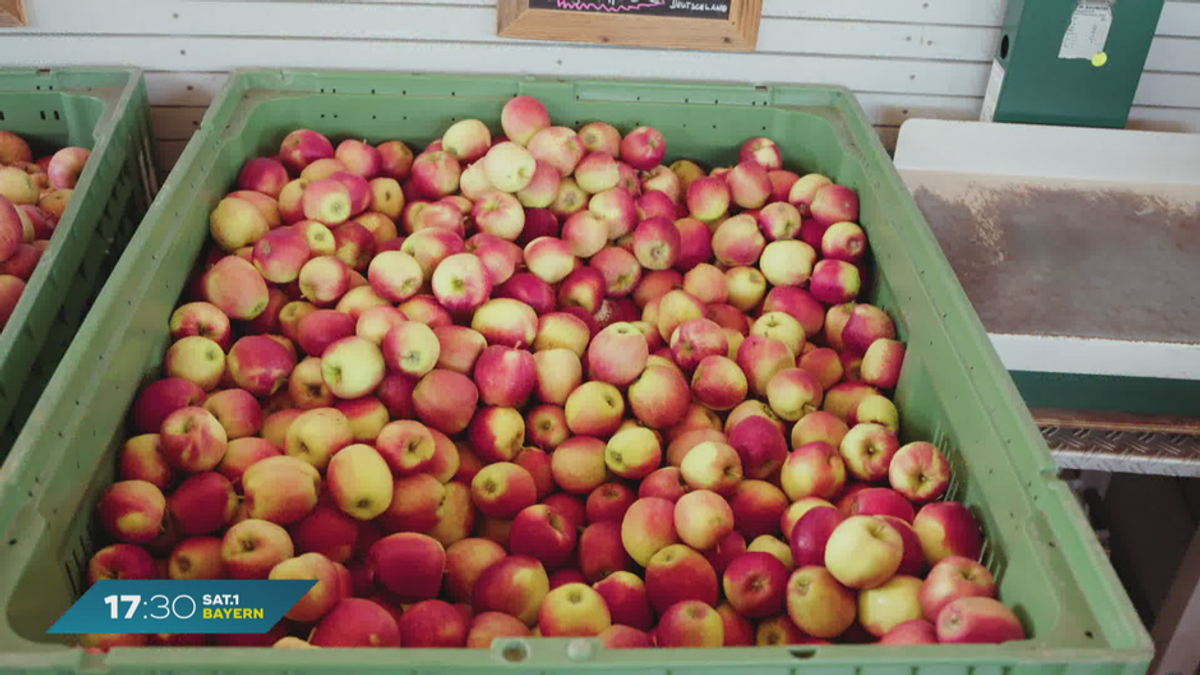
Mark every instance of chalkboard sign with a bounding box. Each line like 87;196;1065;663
498;0;760;51
527;0;732;21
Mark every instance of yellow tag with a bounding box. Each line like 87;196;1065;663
1092;52;1108;67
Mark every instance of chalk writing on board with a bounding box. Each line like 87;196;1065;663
528;0;732;20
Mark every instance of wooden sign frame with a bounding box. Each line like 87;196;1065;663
498;0;761;52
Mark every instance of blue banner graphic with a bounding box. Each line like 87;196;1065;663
48;580;316;635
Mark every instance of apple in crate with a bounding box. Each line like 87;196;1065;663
913;501;984;564
168;536;224;580
936;596;1026;644
472;555;550;627
655;600;724;648
824;515;904;589
308;598;402;647
859;574;924;637
220;518;295;580
644;544;719;614
88;543;158;585
723;551;788;618
786;565;856;639
241;455;320;526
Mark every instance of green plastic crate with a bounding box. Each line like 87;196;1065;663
0;69;1152;673
0;68;157;460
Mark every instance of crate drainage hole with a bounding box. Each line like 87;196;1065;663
501;642;528;662
1085;630;1094;639
790;649;818;659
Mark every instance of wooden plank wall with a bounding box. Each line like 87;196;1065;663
2;0;1197;171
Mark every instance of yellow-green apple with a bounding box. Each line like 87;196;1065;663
785;565;855;638
381;320;440;378
638;466;688;502
271;635;316;649
278;179;311;224
331;220;376;270
474;345;537;407
228;334;295;397
888;441;951;504
681;264;727;305
861;338;905;391
483;141;537;194
810;183;858;227
703;530;747;577
603;427;662;480
536;582;610;637
467;406;524;463
438;119;491;165
800;348;844;392
528;126;584;177
351;308;404;350
534;311;589;355
366;531;445;602
630;216;679;271
725;399;787;437
689;355;748;412
589;186;637;239
529;349;580;408
936;596;1025;644
500;96;551;146
729;480;788;540
655;600;723;647
821;221;866;265
840;422;901;482
880;515;925;576
269;552;343;623
796;413;854;454
654;289;703;343
260;409;301;450
467;611;531;648
0;131;31;165
858;574;923;637
726;161;772;210
365;184;403;227
673;217;714;272
220;518;294;579
411;151;461;199
516;160;562;209
429;325;485;375
168;471;237;536
920;555;996;621
289;500;360;563
119;434;173;490
672;489;733;551
550;175;588;220
241;455;320;526
722;265;765;314
326;443;393;521
825;515;904;589
413;369;479;434
302;177;353;225
880;618;938;644
763;288;825;341
308;597;402;647
297;255;351;307
621;497;678;567
780;497;834;541
472;554;550;626
842;304;896;356
88;543;157;585
557;266;605;313
685;175;730;223
913;501;983;564
426;480;476;547
280;300;318;344
755;614;808;645
294;219;338;257
521;236;574;285
627;363;689;430
287;358;331;411
666;427;726;467
574;152;620;194
587;481;636;524
160;406;227;473
164;336;225;392
471;236;522;286
470;297;538;349
400;227;465;278
680;441;743;497
641;166;682;204
710;214;764;267
167;536;223;580
780;440;846;502
840;487;915;523
373;419;433;476
822;381;879;423
377;139;414;181
810;259;861;305
444;538;507;607
321;335;385;399
170;301;232;350
710;602;753;646
756;201;801;241
762;240;818;288
750;314;805;362
548;435;606;495
471;190;524;241
208;197;268;252
284;406;353;470
736;336;796;399
669;318;726;371
787;173;832;216
788;504;845;569
564;381;624;437
726;416;787;480
39;189;71;221
558;211;606;260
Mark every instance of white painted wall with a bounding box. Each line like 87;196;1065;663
2;0;1197;171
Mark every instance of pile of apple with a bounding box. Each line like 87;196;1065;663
0;131;91;330
84;94;1026;653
